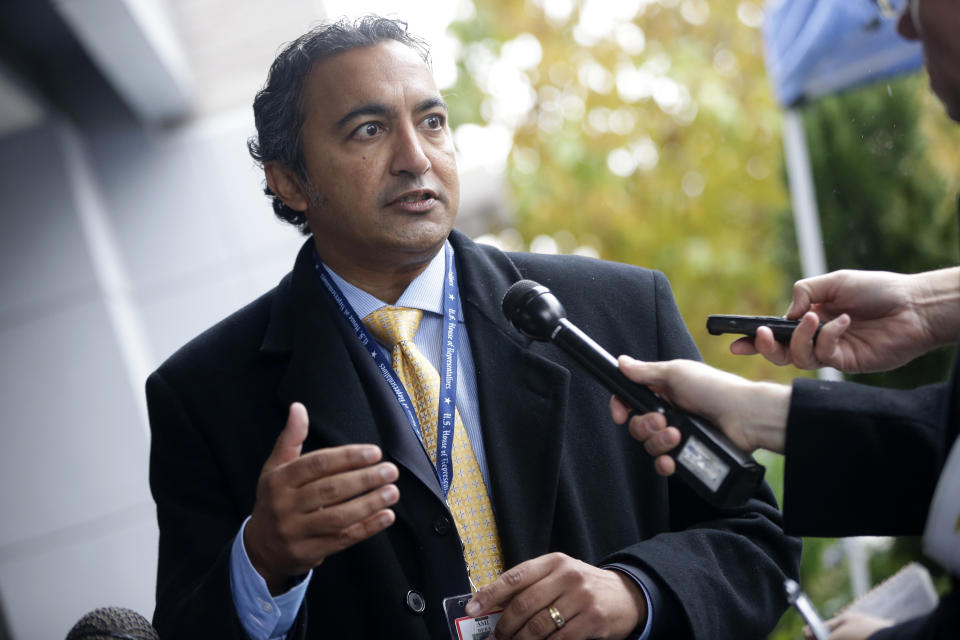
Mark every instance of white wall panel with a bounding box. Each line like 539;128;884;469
0;297;149;547
0;512;157;640
0;126;98;320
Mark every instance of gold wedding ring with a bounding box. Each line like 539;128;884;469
548;605;566;630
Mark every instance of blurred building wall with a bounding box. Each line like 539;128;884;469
0;1;323;637
0;102;307;640
0;1;501;636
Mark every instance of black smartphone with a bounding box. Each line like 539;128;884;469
706;314;801;344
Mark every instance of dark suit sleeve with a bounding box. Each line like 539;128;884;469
147;371;307;639
783;378;949;537
601;271;801;639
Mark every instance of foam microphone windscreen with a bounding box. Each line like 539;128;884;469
65;607;159;640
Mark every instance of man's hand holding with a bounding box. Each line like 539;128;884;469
465;552;646;639
244;402;399;594
611;356;791;476
731;268;960;373
816;611;892;640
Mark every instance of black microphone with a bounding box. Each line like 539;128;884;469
65;607;159;640
501;279;765;508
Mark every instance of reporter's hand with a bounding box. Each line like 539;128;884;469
731;268;960;373
813;611;892;640
244;402;399;593
465;552;646;640
610;357;790;476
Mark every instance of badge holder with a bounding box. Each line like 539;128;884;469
443;593;502;640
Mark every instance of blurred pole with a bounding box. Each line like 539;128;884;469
782;107;870;596
782;111;825;275
781;107;843;385
843;538;872;597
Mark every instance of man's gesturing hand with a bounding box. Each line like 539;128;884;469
465;552;646;640
244;402;400;593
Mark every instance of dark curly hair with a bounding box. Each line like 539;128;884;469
247;15;432;233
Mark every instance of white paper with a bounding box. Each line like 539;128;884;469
923;436;960;574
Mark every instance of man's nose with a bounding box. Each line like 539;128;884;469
390;124;432;176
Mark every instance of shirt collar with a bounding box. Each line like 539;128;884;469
324;241;454;321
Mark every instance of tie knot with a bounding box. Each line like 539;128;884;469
363;306;423;349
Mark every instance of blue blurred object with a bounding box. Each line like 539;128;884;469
764;0;923;107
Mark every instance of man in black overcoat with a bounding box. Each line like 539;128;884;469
147;16;799;640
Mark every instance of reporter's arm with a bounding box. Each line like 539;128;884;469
783;378;947;536
908;266;960;346
613;357;950;536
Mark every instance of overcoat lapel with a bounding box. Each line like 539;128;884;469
264;236;572;567
337;314;446;502
264;241;445;505
450;231;571;567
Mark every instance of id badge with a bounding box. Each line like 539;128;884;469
442;593;503;640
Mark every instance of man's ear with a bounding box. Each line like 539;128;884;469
265;162;310;212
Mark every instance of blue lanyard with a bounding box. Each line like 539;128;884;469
312;245;460;497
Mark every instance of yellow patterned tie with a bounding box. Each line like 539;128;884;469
363;306;504;589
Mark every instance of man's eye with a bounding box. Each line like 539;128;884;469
424;115;444;129
356;123;382;138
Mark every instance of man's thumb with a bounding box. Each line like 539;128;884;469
265;402;309;470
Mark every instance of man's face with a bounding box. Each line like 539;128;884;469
898;0;960;121
293;41;459;274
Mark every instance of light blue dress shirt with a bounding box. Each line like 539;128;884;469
228;242;653;639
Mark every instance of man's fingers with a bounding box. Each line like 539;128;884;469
788;312;824;369
626;412;665;441
507;590;580;640
299;507;397;557
613;356;667;426
339;508;396;546
753;326;792;365
284;444;383;487
299;482;400;537
487;566;567;638
653;454;676;476
787;281;815;319
625;413;678;475
263;402;311;472
812;313;850;366
643;426;681;458
729;336;759;355
466;555;556;615
617;355;667;388
297;462;399;511
610;394;630;424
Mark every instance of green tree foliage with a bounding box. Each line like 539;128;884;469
448;0;796;383
446;2;959;638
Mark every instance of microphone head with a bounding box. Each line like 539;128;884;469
501;279;567;341
66;607;159;640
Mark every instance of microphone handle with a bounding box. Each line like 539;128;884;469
552;318;765;508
